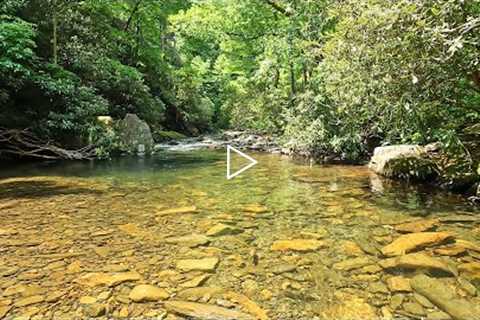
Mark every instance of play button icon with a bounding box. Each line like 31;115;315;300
226;145;258;180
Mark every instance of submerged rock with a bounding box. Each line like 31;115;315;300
386;276;412;292
333;257;373;271
83;303;106;318
157;206;197;215
379;253;456;276
206;224;243;237
410;274;480;320
179;274;210;288
394;219;439;233
164;301;255;320
381;232;454;256
176;258;219;272
165;234;210;248
271;239;326;252
14;295;44;307
128;284;169;302
75;272;141;287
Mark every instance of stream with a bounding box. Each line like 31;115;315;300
0;146;479;319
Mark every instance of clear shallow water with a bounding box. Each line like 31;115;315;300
0;150;479;319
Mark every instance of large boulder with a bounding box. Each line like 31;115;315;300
117;114;154;155
369;145;438;180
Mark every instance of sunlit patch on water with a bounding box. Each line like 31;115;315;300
0;150;479;319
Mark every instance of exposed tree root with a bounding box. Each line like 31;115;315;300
0;128;96;160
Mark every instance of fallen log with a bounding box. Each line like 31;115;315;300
0;128;96;160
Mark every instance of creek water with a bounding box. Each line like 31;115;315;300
0;149;479;319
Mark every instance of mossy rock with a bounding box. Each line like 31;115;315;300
383;156;439;181
117;114;154;154
153;130;187;142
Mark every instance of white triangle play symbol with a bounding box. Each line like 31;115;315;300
226;145;258;180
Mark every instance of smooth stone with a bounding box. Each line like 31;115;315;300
0;306;11;319
333;257;372;271
165;234;210;248
97;292;111;301
390;294;404;310
206;224;242;237
458;262;480;280
439;215;478;223
118;223;149;237
434;246;467;256
271;239;326;252
457;278;477;296
413;293;434;308
386;276;412;292
79;296;97;304
403;302;426;316
271;264;297;275
45;291;63;303
381;232;454;257
128;284;169;302
14;295;44;307
157;206;197;215
0;267;18;277
379;253;456;276
176;287;224;301
455;239;480;253
361;264;382;274
242;204;268;213
410;274;480;320
320;290;376;320
164;300;255;320
394;219;439;233
176;258;219;272
74;272;141;287
179;275;210;288
427;310;453;320
368;282;389;294
355;237;380;256
84;303;106;318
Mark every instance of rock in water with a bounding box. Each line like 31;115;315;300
157;206;197;216
206;224;243;237
379;253;456;276
271;239;326;252
410;274;480;320
386;276;412;292
75;272;141;287
381;232;453;256
14;295;44;307
369;145;438;180
394;219;439;233
176;258;219;272
164;234;210;248
117;113;154;155
164;301;255;320
333;257;373;271
128;285;169;302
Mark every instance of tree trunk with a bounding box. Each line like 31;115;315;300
52;0;58;65
290;62;296;96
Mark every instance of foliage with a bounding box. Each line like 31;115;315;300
0;0;478;168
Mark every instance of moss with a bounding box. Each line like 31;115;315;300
383;156;439;181
153;130;187;142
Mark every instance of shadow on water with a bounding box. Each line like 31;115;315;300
0;150;225;179
0;180;103;200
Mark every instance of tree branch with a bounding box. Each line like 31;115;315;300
125;0;144;31
262;0;292;16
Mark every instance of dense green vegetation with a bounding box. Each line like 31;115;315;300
1;0;479;163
